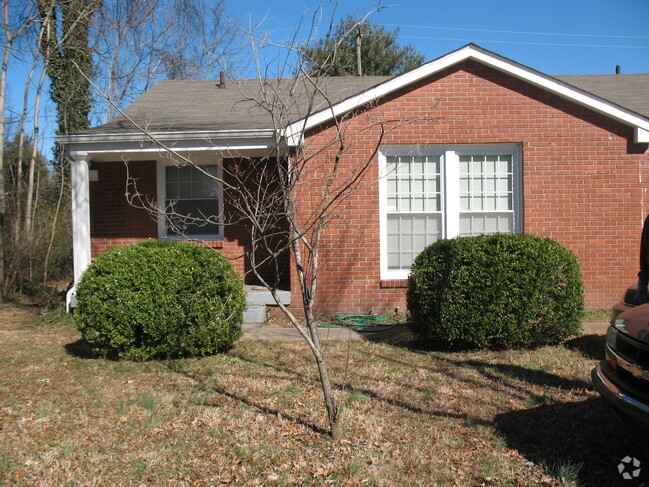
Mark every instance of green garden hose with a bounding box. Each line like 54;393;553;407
319;314;407;331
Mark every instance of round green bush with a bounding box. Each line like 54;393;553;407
75;241;246;360
407;234;584;350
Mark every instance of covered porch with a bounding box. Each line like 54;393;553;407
62;129;292;313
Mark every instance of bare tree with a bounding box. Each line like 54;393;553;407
0;0;44;295
85;5;438;439
222;87;436;439
91;0;242;124
10;0;49;239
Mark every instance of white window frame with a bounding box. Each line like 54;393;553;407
379;144;523;280
156;160;224;240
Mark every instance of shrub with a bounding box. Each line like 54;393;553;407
407;234;584;350
75;241;245;360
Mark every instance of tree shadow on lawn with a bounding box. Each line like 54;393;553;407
213;347;495;429
495;397;649;487
367;344;593;392
374;322;607;360
165;361;331;437
454;358;592;391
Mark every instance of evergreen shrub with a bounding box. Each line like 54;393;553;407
75;241;245;360
407;234;584;349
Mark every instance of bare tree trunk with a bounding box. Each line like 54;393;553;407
290;223;342;438
25;19;49;236
0;0;12;298
43;167;65;285
31;161;41;234
13;51;39;241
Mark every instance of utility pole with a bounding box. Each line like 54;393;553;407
356;27;362;76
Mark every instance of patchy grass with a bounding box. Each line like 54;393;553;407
0;304;646;486
582;308;611;322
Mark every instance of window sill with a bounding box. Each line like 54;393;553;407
160;236;224;248
380;279;408;289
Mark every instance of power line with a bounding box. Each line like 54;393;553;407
380;24;649;40
397;35;649;49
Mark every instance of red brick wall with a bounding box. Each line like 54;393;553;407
88;159;285;284
90;161;158;242
294;60;649;314
89;61;649;314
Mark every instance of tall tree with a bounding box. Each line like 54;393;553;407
0;0;41;298
302;16;424;77
39;0;98;168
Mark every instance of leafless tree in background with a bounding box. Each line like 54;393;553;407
92;0;242;123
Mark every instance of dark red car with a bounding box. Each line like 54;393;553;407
592;283;649;433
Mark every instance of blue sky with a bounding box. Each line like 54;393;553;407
232;0;649;75
7;0;649;160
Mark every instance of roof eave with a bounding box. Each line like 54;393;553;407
58;128;278;146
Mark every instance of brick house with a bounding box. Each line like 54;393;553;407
61;44;649;315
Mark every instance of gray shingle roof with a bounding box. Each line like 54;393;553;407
80;70;649;137
83;77;391;135
555;73;649;119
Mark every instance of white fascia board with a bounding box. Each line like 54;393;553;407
58;128;277;145
284;44;649;145
636;127;649;144
62;133;283;158
66;139;278;155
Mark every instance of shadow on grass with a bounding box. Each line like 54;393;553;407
495;398;649;486
164;362;331;437
64;338;98;359
203;347;495;430
456;359;592;390
366;344;593;392
565;334;606;361
357;323;415;344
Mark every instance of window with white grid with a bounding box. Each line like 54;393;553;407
160;163;222;238
459;154;513;236
385;155;442;271
380;145;521;279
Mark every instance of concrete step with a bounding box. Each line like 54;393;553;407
243;305;267;324
245;285;291;306
243;286;291;325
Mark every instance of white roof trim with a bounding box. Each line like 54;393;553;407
636;127;649;144
59;128;277;145
284;44;649;146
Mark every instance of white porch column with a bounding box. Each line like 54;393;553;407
69;150;91;284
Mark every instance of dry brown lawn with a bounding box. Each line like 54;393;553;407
0;304;646;486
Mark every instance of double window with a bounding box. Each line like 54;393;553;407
379;144;522;279
158;162;223;239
